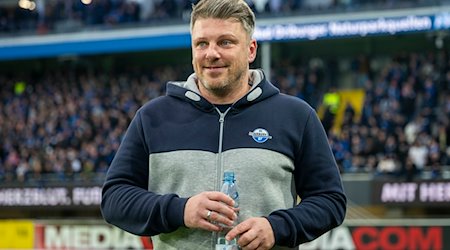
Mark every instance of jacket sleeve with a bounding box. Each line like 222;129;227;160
267;109;347;247
101;110;188;236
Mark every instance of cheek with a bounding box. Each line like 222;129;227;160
192;53;203;64
192;58;203;73
192;57;199;68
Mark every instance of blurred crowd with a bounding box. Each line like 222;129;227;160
0;65;190;183
331;52;449;180
0;0;440;36
272;52;450;181
0;50;449;183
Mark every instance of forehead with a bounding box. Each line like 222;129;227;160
191;18;245;38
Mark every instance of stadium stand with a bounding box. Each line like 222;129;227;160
0;50;448;183
0;64;190;183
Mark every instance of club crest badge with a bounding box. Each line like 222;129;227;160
248;128;273;143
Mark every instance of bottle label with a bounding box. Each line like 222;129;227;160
215;244;239;250
216;237;239;250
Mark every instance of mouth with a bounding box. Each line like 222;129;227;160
204;66;227;74
205;66;226;69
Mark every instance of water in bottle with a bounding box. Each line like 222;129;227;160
216;171;239;250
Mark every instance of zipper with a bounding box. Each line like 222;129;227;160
212;106;232;249
215;107;231;191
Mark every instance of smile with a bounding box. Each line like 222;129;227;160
204;66;227;73
205;66;226;69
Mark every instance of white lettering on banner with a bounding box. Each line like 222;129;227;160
329;16;432;36
301;226;355;250
91;226;111;249
0;188;71;206
434;12;450;29
420;183;450;202
45;226;70;247
44;225;143;249
254;15;433;41
73;226;90;249
381;183;417;202
72;187;102;205
329;16;431;36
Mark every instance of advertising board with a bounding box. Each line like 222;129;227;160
1;219;449;249
302;222;447;250
34;223;152;249
0;186;102;209
372;180;450;207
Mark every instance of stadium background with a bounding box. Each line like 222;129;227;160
0;0;449;249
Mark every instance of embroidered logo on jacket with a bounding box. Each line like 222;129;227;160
248;128;273;143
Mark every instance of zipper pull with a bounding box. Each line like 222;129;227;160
216;107;231;123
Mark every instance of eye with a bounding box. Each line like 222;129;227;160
220;40;233;47
196;41;208;49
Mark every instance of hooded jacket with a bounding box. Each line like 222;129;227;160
101;69;346;249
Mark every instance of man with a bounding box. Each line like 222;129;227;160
101;0;346;249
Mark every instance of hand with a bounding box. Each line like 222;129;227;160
184;191;238;232
226;217;275;250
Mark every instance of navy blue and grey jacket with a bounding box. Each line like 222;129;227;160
101;69;346;249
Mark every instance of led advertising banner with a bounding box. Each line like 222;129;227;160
254;12;450;42
372;180;450;207
0;186;102;209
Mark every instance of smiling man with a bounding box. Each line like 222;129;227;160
191;15;257;104
101;0;346;249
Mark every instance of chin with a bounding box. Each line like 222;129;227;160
202;76;223;86
206;82;224;90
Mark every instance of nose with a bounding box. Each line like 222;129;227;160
205;44;220;60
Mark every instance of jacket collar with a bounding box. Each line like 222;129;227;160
166;69;279;112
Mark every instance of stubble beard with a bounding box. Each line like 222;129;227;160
199;67;246;98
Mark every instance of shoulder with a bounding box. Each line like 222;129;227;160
138;95;178;113
271;93;315;115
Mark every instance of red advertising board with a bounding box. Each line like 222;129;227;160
302;221;448;250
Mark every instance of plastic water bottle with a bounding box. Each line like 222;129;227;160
216;171;239;250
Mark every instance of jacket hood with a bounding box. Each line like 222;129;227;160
166;69;280;112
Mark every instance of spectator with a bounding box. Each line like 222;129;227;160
376;154;399;176
408;139;428;173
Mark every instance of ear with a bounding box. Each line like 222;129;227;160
248;39;258;63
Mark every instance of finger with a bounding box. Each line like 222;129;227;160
241;238;261;250
208;204;237;224
206;191;235;207
207;210;235;227
226;220;251;241
237;229;259;248
198;218;222;232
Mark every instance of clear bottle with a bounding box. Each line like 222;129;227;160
216;171;239;250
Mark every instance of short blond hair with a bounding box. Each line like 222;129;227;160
190;0;256;39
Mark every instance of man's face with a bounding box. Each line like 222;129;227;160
191;18;257;98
